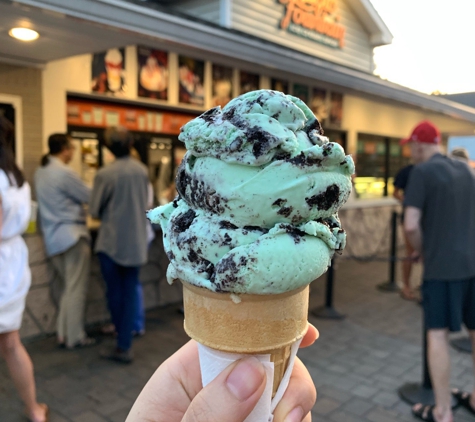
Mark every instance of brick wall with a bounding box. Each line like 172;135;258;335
21;232;182;340
0;64;43;184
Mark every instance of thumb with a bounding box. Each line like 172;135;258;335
182;356;266;422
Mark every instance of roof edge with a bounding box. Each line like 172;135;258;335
348;0;393;47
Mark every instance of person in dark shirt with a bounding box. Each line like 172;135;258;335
393;164;415;300
403;121;475;422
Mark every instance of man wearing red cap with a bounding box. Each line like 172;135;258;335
403;121;475;421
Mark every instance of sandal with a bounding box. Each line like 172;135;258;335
412;404;436;421
452;388;475;415
400;288;417;301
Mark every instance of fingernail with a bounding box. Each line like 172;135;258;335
226;357;265;401
284;406;304;422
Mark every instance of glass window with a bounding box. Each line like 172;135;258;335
355;133;411;199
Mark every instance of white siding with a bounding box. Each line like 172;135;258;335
173;0;221;25
231;0;373;73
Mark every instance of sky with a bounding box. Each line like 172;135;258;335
369;0;475;95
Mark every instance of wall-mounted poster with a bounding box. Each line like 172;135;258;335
91;48;126;94
178;56;205;106
293;83;309;103
137;46;169;100
329;92;343;127
310;87;328;123
212;64;233;108
239;71;259;95
271;78;288;94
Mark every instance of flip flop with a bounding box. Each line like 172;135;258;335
412;404;436;421
452;388;475;415
400;290;418;302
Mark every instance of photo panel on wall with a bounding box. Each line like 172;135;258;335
271;78;289;94
92;47;126;95
178;55;205;106
137;46;169;100
239;71;260;95
212;64;233;108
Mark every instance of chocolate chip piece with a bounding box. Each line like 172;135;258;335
306;184;340;211
272;198;286;207
277;206;293;218
173;209;196;233
200;107;220;123
219;221;238;230
287;152;322;167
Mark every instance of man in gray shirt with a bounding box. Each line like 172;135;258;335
35;134;94;349
90;127;149;363
403;121;475;422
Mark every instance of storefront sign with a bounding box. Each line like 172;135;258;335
278;0;345;48
67;99;196;135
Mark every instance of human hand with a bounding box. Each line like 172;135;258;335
126;324;318;422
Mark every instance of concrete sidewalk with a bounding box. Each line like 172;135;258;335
1;259;475;422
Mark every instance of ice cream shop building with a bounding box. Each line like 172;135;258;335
2;0;475;337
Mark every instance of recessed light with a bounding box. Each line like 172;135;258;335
9;27;39;42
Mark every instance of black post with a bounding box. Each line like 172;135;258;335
398;323;457;407
312;259;345;320
377;210;399;292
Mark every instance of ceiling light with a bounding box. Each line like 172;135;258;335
9;27;39;42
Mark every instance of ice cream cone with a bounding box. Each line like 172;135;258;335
182;281;309;396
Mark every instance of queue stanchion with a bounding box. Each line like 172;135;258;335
312;258;345;320
398;323;457;407
451;337;472;353
377;210;399;292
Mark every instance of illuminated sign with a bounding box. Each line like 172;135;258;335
278;0;345;48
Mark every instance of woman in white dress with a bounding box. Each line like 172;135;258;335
0;116;48;422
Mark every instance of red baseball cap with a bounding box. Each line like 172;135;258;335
400;121;441;145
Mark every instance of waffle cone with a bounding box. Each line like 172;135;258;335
182;281;309;396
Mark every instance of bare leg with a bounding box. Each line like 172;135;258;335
425;329;453;422
0;331;47;422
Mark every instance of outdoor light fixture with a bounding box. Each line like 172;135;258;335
8;27;39;41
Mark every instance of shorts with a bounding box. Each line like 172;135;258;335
422;278;475;332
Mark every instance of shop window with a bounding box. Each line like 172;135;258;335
354;134;411;199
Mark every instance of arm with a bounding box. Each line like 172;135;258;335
392;186;404;202
0;193;3;243
404;206;422;255
89;173;111;219
63;170;91;204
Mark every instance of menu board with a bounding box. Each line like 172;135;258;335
137;46;169;100
67;100;197;135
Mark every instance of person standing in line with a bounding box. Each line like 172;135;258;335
392;163;416;301
90;127;149;363
35;134;94;349
403;121;475;422
0;116;48;422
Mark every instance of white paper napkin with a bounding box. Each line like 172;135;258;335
198;338;302;422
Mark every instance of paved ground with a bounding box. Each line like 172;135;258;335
1;258;475;422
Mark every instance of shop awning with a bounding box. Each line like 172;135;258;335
3;0;475;123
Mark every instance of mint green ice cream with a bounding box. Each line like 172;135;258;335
147;90;354;294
